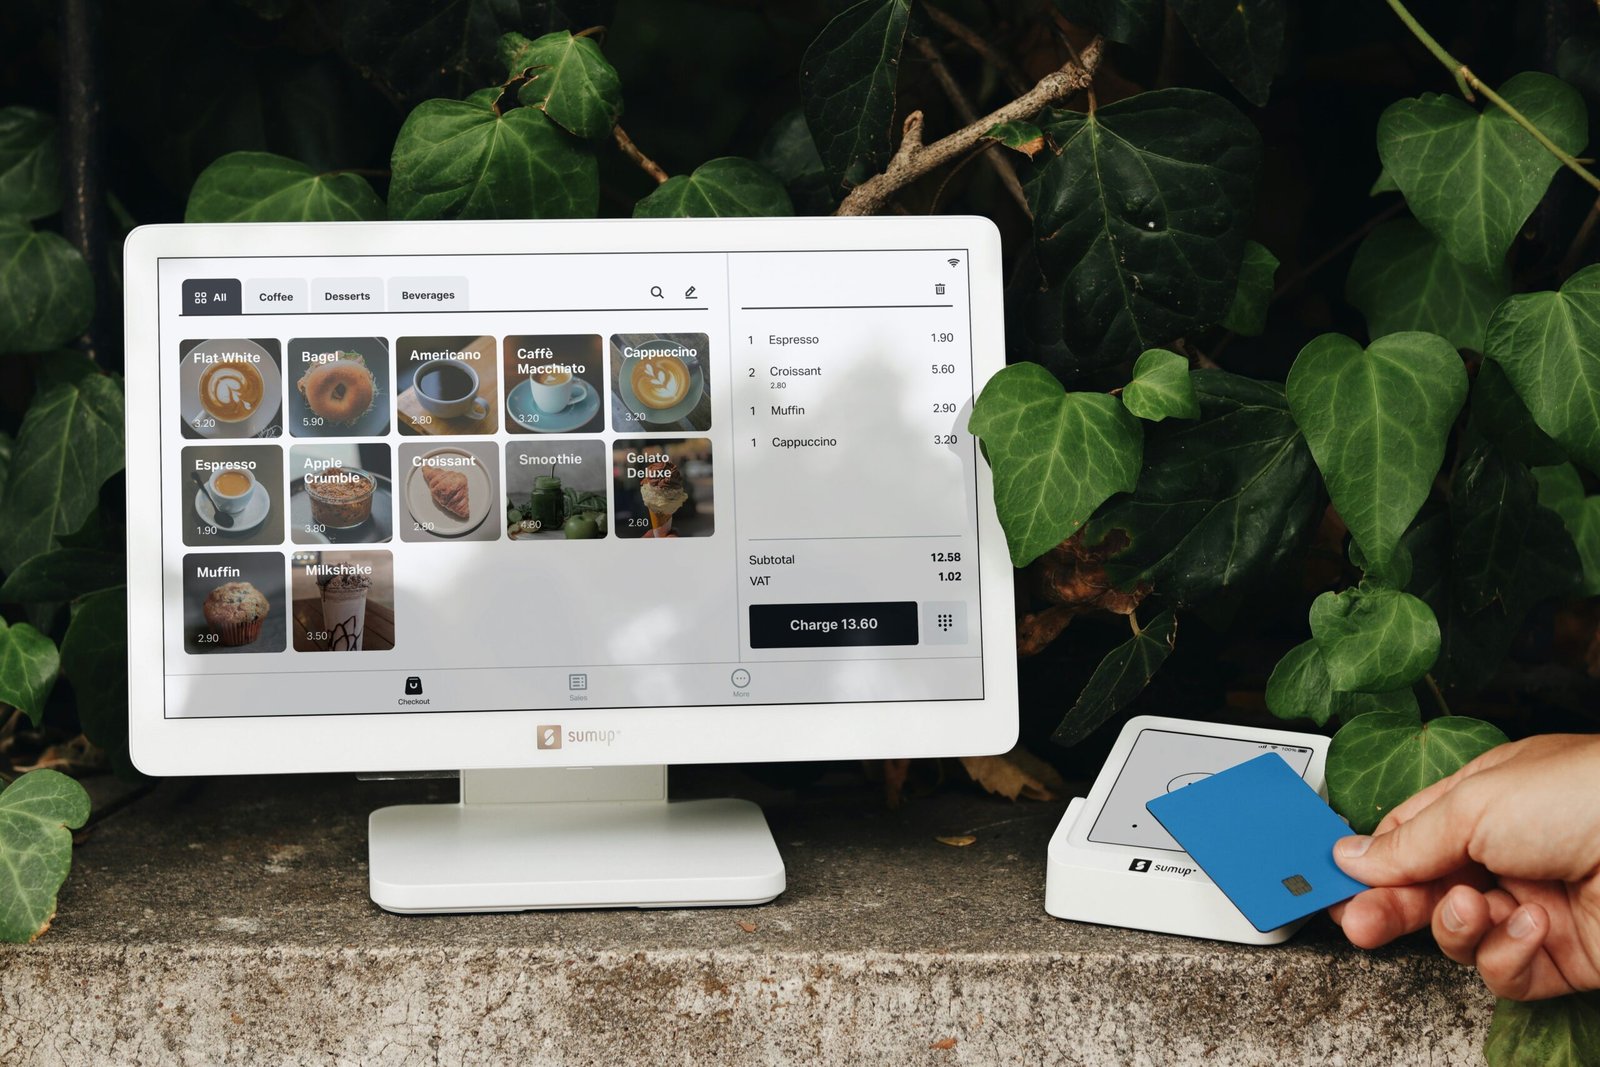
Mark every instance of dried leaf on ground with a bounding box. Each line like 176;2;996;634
936;834;977;847
737;921;758;933
959;745;1067;802
930;1037;958;1051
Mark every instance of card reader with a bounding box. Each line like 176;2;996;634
1044;715;1333;944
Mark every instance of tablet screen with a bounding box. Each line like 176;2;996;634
156;247;986;719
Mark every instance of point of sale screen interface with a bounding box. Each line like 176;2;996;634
156;249;986;718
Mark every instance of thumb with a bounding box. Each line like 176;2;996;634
1334;782;1484;886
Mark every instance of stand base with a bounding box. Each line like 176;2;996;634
369;794;786;914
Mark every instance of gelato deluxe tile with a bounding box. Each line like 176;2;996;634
612;439;713;539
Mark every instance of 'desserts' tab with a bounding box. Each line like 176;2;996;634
310;277;383;312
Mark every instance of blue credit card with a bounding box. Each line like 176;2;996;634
1144;752;1368;933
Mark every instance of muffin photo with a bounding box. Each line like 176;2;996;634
201;581;271;646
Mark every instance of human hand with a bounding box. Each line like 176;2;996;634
1327;733;1600;1001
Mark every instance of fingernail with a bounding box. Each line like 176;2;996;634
1508;909;1537;940
1336;835;1372;858
1442;899;1466;933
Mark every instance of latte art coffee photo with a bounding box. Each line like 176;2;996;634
200;360;265;422
533;368;572;386
630;356;691;409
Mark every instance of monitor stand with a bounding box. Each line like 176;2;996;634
367;765;786;913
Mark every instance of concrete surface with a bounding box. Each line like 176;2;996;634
0;770;1494;1065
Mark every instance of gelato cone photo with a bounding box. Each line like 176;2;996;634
640;460;688;537
613;440;713;539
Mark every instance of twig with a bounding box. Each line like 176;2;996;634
912;36;1030;216
612;125;669;185
1423;672;1452;717
58;0;109;370
837;37;1102;216
1385;0;1600;193
1559;193;1600;277
923;4;1029;95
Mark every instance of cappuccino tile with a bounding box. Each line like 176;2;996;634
609;332;712;432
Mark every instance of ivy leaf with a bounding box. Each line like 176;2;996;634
1221;240;1278;336
1286;331;1467;567
59;587;127;759
1170;0;1286;107
507;31;623;140
799;0;912;190
0;617;57;727
0;371;125;574
1350;537;1414;588
389;94;598;220
1484;993;1600;1067
1535;464;1600;597
1265;640;1420;727
1485;264;1600;475
1053;610;1176;747
0;769;90;943
0;548;125;604
633;157;794;218
185;151;384;223
1005;262;1129;383
1327;711;1507;834
969;363;1144;567
1028;90;1260;363
1370;168;1400;196
1122;349;1198;422
1087;370;1319;604
1451;442;1546;612
1377;73;1587;272
1468;358;1568;467
1053;0;1160;46
757;109;834;215
1346;219;1510;352
983;122;1047;159
0;107;61;221
0;220;93;354
1310;584;1440;693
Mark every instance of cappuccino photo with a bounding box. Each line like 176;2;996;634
609;332;711;432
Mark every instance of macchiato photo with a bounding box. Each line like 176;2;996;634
503;334;605;435
609;332;711;432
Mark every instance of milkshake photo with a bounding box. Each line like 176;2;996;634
291;550;395;652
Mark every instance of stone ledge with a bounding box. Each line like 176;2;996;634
0;772;1493;1065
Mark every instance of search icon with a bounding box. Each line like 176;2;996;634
649;286;664;299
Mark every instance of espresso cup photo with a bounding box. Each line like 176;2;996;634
413;358;487;420
207;468;258;515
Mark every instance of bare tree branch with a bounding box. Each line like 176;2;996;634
912;36;1030;216
613;125;669;185
835;37;1102;217
923;4;1030;95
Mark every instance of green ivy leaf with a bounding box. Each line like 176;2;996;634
1053;0;1159;45
799;0;911;190
1451;442;1553;612
389;94;598;220
0;107;61;221
757;109;835;215
185;151;384;223
1053;610;1176;747
0;617;58;727
1346;219;1510;352
1221;240;1278;336
1484;993;1600;1067
633;157;794;218
1265;640;1421;727
1310;584;1440;692
1534;464;1600;597
1350;537;1414;588
0;548;125;604
59;587;127;759
0;371;125;574
969;363;1144;567
506;31;623;140
1170;0;1286;107
1028;90;1260;363
1087;370;1319;604
1122;349;1198;422
0;769;90;942
1370;168;1400;196
1485;263;1600;475
0;220;92;353
1377;73;1587;272
1468;358;1568;467
983;121;1047;158
1287;331;1467;567
1327;711;1507;834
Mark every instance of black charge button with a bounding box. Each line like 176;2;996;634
749;602;919;649
181;278;243;316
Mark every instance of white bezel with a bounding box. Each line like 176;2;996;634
124;216;1017;776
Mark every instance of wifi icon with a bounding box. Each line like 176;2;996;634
947;258;961;268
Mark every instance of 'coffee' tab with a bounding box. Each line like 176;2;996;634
310;277;384;312
181;278;242;316
245;278;307;313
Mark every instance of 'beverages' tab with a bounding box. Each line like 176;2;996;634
388;277;468;311
310;277;383;312
245;278;307;313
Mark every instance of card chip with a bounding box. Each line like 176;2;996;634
1282;874;1313;896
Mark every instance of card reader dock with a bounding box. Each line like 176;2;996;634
1045;715;1333;944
